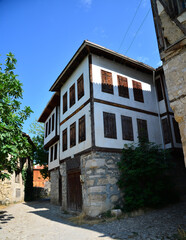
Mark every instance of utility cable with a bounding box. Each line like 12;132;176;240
125;8;151;55
117;0;143;52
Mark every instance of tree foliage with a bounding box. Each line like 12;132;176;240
29;120;48;179
0;53;33;180
117;140;178;212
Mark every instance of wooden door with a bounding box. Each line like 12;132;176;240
67;170;82;211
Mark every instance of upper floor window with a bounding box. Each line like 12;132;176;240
121;115;133;141
54;143;58;160
45;122;48;138
117;75;129;98
15;171;20;183
48;118;51;135
63;92;67;114
79;115;86;143
77;74;84;100
101;70;113;94
155;78;164;101
52;113;55;131
103;112;117;139
62;128;67;151
137;118;148;141
50;146;53;162
132;80;144;103
162;118;171;144
70;83;76;108
172;118;181;143
70;122;76;147
165;0;186;17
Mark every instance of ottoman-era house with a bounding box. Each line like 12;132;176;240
151;0;186;164
38;41;182;217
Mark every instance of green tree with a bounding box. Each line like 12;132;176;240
0;53;33;180
117;140;178;212
29;120;48;179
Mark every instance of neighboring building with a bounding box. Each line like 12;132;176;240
38;41;182;217
151;0;186;164
33;165;49;188
0;157;33;205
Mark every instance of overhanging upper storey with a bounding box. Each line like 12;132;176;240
38;92;60;123
50;40;155;92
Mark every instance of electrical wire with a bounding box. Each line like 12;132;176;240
125;8;151;55
117;0;144;52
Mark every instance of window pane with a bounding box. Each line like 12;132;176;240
162;118;171;144
70;122;76;147
77;74;84;100
133;80;144;102
118;75;129;98
79;115;86;143
63;92;67;114
62;129;67;151
101;70;113;94
70;83;76;107
103;112;117;139
137;118;148;141
121;115;133;140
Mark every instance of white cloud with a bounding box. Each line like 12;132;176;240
156;60;162;67
136;56;149;63
81;0;92;8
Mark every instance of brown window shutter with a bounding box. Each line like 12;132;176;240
50;146;53;162
70;83;76;107
77;74;84;100
79;115;86;143
162;118;171;144
63;92;67;114
103;112;117;139
62;128;67;151
172;118;181;143
45;122;48;138
121;115;133;141
132;80;144;102
52;113;55;131
155;78;164;101
118;75;129;98
101;70;113;94
70;122;76;147
137;118;149;141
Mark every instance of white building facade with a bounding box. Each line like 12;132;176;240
38;41;182;217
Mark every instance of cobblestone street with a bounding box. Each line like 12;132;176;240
0;200;186;240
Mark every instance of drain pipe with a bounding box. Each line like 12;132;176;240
153;70;165;150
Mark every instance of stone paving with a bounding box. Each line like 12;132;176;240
0;200;186;240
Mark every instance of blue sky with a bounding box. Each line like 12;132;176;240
0;0;161;135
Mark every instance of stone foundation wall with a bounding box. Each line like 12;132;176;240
50;169;59;205
80;151;122;217
60;162;67;210
163;49;186;165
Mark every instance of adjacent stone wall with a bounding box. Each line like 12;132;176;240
60;162;67;210
50;169;59;205
80;151;122;217
163;49;186;165
0;171;24;205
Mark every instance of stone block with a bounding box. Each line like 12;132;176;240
111;209;122;217
86;179;94;186
96;169;105;174
97;178;108;185
85;159;105;169
111;195;119;203
88;186;106;193
89;194;107;202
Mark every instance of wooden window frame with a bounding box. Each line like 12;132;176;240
63;92;67;114
62;128;67;152
172;118;181;143
137;118;149;141
50;146;53;162
79;115;86;143
103;112;117;139
45;122;48;138
132;80;144;103
155;78;164;102
101;70;113;94
77;74;84;100
121;115;134;141
70;83;76;108
162;118;171;144
54;143;58;160
117;75;129;98
48;118;51;135
52;113;55;131
70;122;76;148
